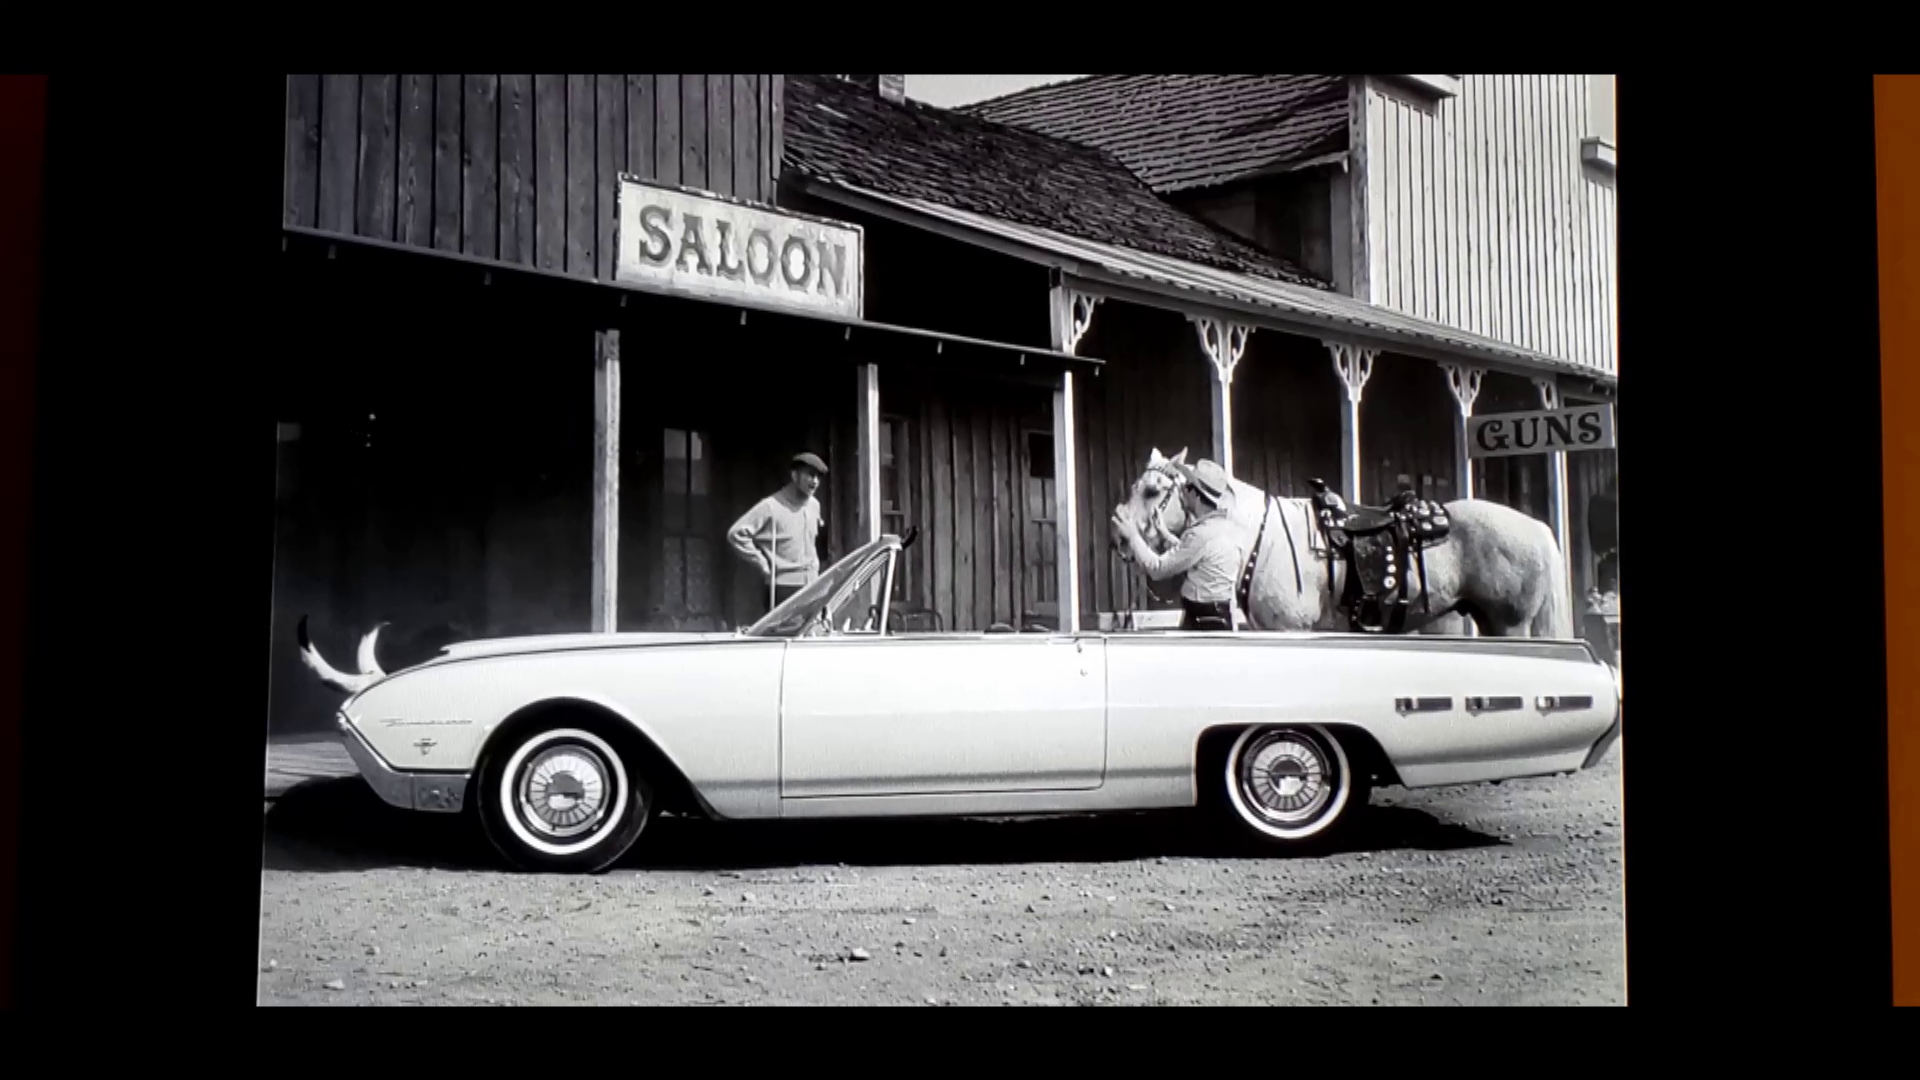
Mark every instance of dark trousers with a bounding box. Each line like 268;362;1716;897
1180;598;1234;631
767;582;804;614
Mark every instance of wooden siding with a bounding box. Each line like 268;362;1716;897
1362;75;1617;374
1466;370;1553;524
880;367;1056;633
284;75;785;280
1071;304;1216;621
1354;354;1460;505
1567;445;1618;596
1563;390;1618;599
1229;332;1344;502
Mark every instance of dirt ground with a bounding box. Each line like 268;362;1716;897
255;743;1625;1006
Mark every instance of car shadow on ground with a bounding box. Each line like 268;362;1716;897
261;777;1505;875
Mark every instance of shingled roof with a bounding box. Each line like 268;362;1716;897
780;74;1330;289
964;75;1351;195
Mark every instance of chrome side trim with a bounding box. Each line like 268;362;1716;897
336;713;470;814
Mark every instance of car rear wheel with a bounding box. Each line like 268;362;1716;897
1221;724;1365;847
476;724;653;874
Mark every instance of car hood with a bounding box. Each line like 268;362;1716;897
431;631;751;663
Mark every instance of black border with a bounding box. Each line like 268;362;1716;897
1617;72;1891;1004
3;72;1896;1007
15;73;282;1006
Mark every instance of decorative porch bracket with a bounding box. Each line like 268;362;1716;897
1535;375;1575;623
1326;341;1378;504
1191;316;1253;476
1051;287;1103;356
1442;362;1485;500
1047;284;1101;634
591;329;621;633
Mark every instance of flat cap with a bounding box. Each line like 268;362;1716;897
791;452;829;475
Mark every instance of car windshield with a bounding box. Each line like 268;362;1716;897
743;535;902;638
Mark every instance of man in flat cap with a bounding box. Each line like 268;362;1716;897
727;452;829;614
1110;457;1247;631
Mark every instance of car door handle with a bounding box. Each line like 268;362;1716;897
1536;695;1594;712
1464;696;1525;713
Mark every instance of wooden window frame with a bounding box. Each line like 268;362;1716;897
660;426;717;619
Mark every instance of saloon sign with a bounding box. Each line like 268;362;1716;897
1467;404;1616;459
613;176;864;319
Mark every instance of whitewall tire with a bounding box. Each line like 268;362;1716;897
1221;724;1365;846
476;724;653;874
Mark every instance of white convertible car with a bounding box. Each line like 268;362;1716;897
299;532;1622;874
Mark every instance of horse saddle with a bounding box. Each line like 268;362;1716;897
1307;478;1452;634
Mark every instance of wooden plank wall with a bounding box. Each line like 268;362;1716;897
284;75;784;280
881;367;1053;633
1229;332;1345;502
1363;75;1617;375
1071;303;1215;621
1566;442;1618;597
1355;353;1460;505
1467;370;1552;523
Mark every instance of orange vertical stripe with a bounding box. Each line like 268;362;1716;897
1876;73;1920;1008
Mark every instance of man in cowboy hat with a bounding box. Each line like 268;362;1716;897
1110;457;1247;631
727;452;829;614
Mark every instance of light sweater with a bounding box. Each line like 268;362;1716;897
726;490;823;586
1127;511;1244;604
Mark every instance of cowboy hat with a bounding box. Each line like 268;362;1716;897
1170;458;1231;506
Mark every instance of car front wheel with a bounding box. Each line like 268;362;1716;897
1221;724;1365;847
476;723;652;874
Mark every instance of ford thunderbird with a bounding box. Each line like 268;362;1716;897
299;531;1622;874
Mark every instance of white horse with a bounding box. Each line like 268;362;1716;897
1112;448;1573;638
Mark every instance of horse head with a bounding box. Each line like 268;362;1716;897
1112;447;1193;563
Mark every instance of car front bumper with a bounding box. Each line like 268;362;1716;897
336;713;471;814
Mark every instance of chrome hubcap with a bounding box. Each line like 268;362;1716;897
1240;733;1334;825
517;745;612;839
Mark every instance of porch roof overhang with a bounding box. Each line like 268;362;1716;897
795;178;1618;394
278;225;1102;386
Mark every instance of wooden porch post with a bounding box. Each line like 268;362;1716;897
1536;376;1574;616
1325;341;1378;504
1049;283;1101;634
857;363;882;545
1441;362;1485;499
1053;372;1080;633
591;329;621;633
1189;317;1252;477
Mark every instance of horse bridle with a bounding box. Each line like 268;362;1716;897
1128;464;1186;606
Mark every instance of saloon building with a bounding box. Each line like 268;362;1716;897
271;73;1619;737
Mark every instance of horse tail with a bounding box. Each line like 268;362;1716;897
1530;533;1575;640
